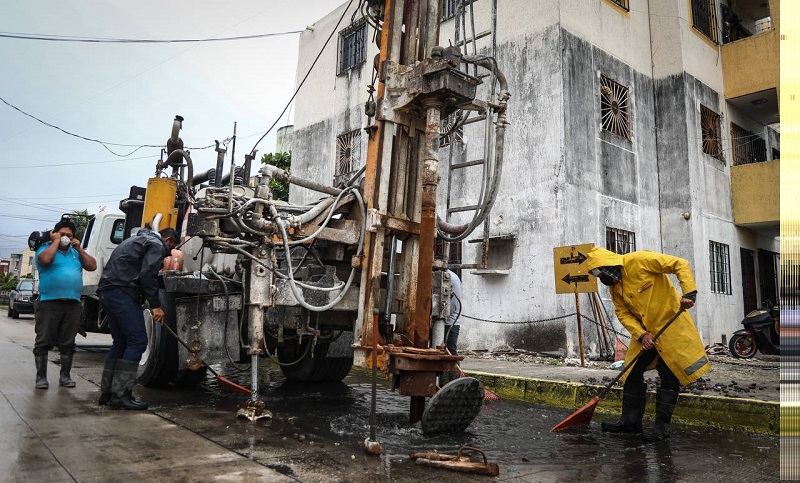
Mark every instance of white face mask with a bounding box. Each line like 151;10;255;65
59;236;70;249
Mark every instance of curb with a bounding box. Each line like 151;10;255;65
465;370;779;435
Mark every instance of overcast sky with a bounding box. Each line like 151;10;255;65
0;0;344;258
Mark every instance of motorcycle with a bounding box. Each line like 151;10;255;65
728;301;780;358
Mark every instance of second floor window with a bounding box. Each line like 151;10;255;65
338;20;366;74
730;122;767;166
606;227;636;255
709;241;732;294
691;0;719;44
440;111;464;148
701;104;724;162
607;0;630;12
600;75;631;139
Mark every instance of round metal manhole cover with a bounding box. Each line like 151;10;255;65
421;377;484;435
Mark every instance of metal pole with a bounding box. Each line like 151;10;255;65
575;291;585;367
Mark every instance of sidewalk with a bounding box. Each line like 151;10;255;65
460;350;780;435
0;316;288;482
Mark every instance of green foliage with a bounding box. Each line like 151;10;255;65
0;272;18;290
69;209;90;241
260;151;291;202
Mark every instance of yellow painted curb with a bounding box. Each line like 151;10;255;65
466;370;778;435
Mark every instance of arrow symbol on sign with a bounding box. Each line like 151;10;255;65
562;273;589;285
560;252;587;265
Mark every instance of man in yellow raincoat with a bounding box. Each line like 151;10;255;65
586;247;710;442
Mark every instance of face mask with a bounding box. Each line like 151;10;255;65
59;236;70;249
599;274;618;286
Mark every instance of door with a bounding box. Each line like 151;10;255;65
740;248;757;315
758;249;779;307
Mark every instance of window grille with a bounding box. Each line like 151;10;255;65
691;0;719;43
600;75;631;139
440;111;464;148
335;129;362;176
441;0;474;20
607;0;630;12
701;105;724;162
338;20;366;74
730;123;767;166
606;227;636;255
709;241;732;294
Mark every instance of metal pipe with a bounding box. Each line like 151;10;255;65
259;164;343;196
214;141;226;188
383;235;398;328
228;122;237;212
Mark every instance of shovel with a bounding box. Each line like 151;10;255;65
551;308;685;431
158;320;252;395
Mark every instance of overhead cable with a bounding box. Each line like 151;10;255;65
0;30;303;43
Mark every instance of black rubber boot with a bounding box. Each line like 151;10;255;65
109;360;148;410
59;353;76;388
643;388;679;443
35;354;49;389
601;382;647;433
98;358;117;405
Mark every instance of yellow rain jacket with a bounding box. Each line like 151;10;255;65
586;247;710;385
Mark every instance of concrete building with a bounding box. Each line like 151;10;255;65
290;0;779;356
9;253;22;278
18;248;36;279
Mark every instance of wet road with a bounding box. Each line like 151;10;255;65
2;314;780;482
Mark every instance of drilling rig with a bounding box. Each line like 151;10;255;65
85;0;509;431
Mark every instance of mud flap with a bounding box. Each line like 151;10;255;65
421;377;484;435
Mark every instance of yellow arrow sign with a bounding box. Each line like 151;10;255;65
553;244;598;294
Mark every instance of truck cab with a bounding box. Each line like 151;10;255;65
80;211;125;332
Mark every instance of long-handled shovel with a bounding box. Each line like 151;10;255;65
158;320;252;395
551;308;685;431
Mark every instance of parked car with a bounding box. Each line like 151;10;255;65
8;279;35;319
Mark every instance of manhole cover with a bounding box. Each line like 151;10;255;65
421;377;484;435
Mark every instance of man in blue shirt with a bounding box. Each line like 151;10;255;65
34;219;97;389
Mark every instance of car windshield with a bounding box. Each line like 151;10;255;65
18;280;33;292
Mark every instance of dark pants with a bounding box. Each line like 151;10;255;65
626;348;680;391
445;324;460;356
99;288;148;363
33;299;82;357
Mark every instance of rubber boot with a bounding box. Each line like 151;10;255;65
108;360;148;410
643;388;679;443
59;353;76;388
98;358;117;405
35;355;49;389
601;382;647;433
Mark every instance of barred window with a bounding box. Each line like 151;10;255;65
440;111;464;148
730;122;767;166
606;227;636;255
709;241;732;294
441;0;474;20
335;129;361;177
701;105;724;162
691;0;719;44
607;0;630;12
600;75;631;139
338;20;366;74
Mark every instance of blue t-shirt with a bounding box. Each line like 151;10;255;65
36;243;84;301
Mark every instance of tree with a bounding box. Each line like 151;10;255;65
68;209;90;241
260;151;291;202
0;272;18;290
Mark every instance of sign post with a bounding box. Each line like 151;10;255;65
553;244;597;367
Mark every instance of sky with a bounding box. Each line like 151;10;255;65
0;0;345;258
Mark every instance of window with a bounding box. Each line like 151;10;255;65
709;241;732;294
600;75;631;139
700;105;724;162
691;0;719;44
110;219;125;245
606;227;636;254
335;129;362;177
338;19;366;74
730;123;767;166
607;0;629;12
440;111;464;148
441;0;475;20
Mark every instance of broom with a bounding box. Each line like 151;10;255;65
158;320;252;394
551;308;684;431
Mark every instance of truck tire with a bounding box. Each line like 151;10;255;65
138;290;207;387
320;331;354;382
277;332;354;382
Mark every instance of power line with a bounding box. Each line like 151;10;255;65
0;30;303;43
250;0;355;155
7;193;126;200
0;154;155;169
0;213;58;222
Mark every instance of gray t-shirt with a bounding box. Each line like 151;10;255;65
447;270;462;326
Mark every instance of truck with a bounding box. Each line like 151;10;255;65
78;0;509;431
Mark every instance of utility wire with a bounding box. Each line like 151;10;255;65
250;0;355;155
0;30;303;43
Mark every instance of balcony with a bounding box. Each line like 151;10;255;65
731;159;779;230
721;0;779;106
